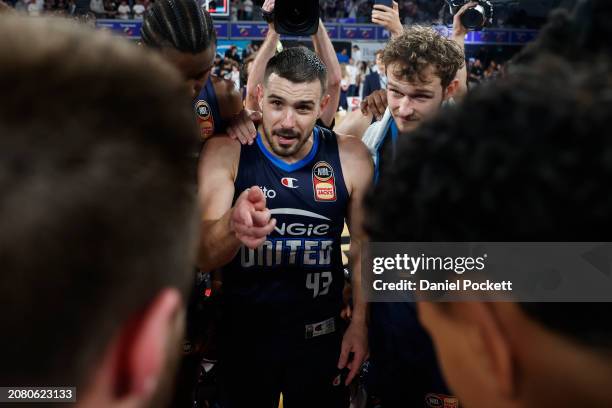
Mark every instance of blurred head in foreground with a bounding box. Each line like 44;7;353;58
366;56;612;408
0;15;199;408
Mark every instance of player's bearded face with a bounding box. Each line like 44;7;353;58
261;74;323;157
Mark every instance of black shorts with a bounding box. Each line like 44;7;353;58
217;318;349;408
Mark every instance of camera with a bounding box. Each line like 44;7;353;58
447;0;493;31
262;0;320;36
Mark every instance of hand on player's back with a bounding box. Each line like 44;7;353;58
231;186;276;249
360;89;388;120
227;109;262;145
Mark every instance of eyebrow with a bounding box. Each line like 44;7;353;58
387;82;435;95
267;94;316;106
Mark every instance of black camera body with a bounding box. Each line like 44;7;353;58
448;0;493;31
268;0;320;36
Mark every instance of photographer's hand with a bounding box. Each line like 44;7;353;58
451;1;476;102
372;1;403;38
261;0;276;30
453;1;477;40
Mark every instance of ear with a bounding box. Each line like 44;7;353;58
453;302;516;398
114;288;184;401
257;83;264;111
318;94;331;117
443;78;460;102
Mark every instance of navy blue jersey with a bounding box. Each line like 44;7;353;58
221;126;349;328
194;76;227;140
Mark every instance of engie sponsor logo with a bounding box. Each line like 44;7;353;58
258;186;276;199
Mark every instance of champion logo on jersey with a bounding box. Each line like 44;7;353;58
312;161;336;202
281;177;299;189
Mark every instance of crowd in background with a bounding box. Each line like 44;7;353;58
3;0;550;28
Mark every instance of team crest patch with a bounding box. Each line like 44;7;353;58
425;393;459;408
195;100;214;139
312;161;336;202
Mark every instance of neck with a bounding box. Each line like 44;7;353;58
258;126;315;164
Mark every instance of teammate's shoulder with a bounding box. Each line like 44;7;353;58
335;132;371;162
202;134;241;156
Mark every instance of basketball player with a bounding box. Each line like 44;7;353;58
198;47;372;408
141;0;248;143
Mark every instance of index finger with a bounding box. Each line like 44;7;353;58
345;350;366;385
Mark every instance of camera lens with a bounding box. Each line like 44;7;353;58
275;0;319;36
461;4;486;30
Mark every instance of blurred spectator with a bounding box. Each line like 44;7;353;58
352;44;362;63
337;48;349;64
27;0;42;16
243;0;252;20
230;0;237;20
325;0;336;21
89;0;104;17
469;58;484;82
224;45;242;63
132;0;144;18
242;42;258;60
346;57;358;96
230;64;240;91
43;0;55;13
356;60;368;96
346;0;358;19
339;63;350;111
14;0;27;12
402;1;426;25
116;0;129;19
356;0;372;23
212;54;222;76
362;48;386;98
103;0;116;18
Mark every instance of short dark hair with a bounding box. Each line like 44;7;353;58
0;16;199;389
382;26;464;88
365;57;612;349
264;47;328;94
141;0;216;53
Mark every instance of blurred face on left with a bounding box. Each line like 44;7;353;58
258;73;329;160
161;43;216;99
386;62;457;134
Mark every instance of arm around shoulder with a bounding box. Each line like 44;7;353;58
197;136;242;272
